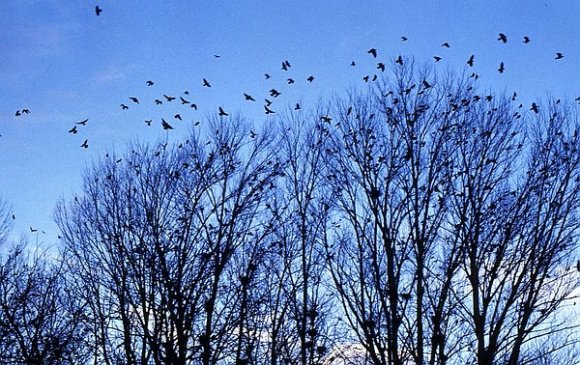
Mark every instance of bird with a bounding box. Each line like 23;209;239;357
129;97;139;104
350;61;356;66
191;103;198;110
264;105;275;114
512;92;517;101
203;78;211;87
30;226;38;233
287;78;295;84
377;62;385;72
433;56;442;62
121;104;129;110
441;42;450;48
363;75;370;82
395;55;403;65
177;96;189;104
265;98;273;106
401;36;408;42
146;80;154;86
155;99;163;105
294;103;301;110
22;109;30;114
145;120;152;126
163;94;175;102
422;80;432;89
368;48;378;58
250;130;257;138
265;73;271;79
576;260;580;272
498;62;505;73
320;115;332;123
467;55;475;67
269;89;281;98
530;102;539;113
281;60;291;70
244;93;255;101
523;36;530;44
214;54;221;58
95;5;102;16
68;126;78;134
218;107;228;116
555;52;564;60
81;139;89;148
161;118;173;130
15;110;21;116
498;33;507;43
76;119;88;125
174;114;182;120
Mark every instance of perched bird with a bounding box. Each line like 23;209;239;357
145;119;152;126
77;119;88;125
269;89;281;98
265;73;271;79
377;62;385;72
244;93;255;101
555;52;564;60
146;80;154;86
498;62;505;73
433;56;442;62
467;55;475;67
264;105;275;114
530;102;539;114
95;5;102;16
401;36;408;42
218;107;228;116
498;33;507;43
287;78;295;84
307;75;315;82
121;104;129;110
164;94;176;102
129;97;139;104
68;126;78;134
180;96;190;104
161;118;173;130
395;55;403;65
174;114;182;120
441;42;450;48
368;48;378;58
523;36;530;44
81;139;89;148
203;78;211;87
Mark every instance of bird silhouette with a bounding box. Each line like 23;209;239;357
30;226;38;233
76;119;88;125
218;107;228;116
191;103;198;110
121;104;129;110
555;52;564;60
180;96;190;104
22;109;30;114
498;33;507;43
269;89;281;98
244;93;255;101
377;62;385;72
155;99;163;105
281;60;291;70
395;55;403;65
467;55;475;67
162;118;173;130
287;78;295;84
81;139;89;148
146;80;154;86
498;62;505;73
307;75;315;82
441;42;450;48
368;48;378;58
15;110;21;116
164;94;175;102
265;73;271;79
363;75;370;82
422;80;432;89
523;36;530;44
129;97;139;104
68;126;78;134
294;103;301;110
531;103;539;113
264;105;275;114
350;61;356;66
214;54;221;58
401;36;408;42
250;130;257;138
95;5;102;16
145;120;152;126
265;99;273;106
203;78;211;87
433;56;442;62
174;114;182;120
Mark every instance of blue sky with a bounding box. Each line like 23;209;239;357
1;0;579;243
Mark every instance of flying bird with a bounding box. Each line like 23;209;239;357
265;99;273;106
498;33;507;43
121;104;129;110
530;102;539;114
422;80;432;89
269;89;281;98
433;56;442;62
22;109;30;114
467;55;475;67
287;78;295;84
203;78;211;87
244;93;255;101
350;61;356;66
145;119;152;126
218;107;228;116
265;73;271;79
15;110;21;116
294;103;301;110
368;48;378;58
441;42;450;48
95;5;102;16
498;62;505;73
395;55;403;65
68;126;78;134
523;36;530;44
307;75;315;82
555;52;564;60
146;80;154;86
214;54;221;58
155;99;163;105
81;139;89;148
76;119;88;125
30;226;38;233
264;105;275;114
129;97;139;104
174;114;182;120
178;96;189;104
401;36;408;42
281;60;291;70
164;94;175;102
161;119;173;130
250;131;257;138
191;103;198;110
377;62;385;72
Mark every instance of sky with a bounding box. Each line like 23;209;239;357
1;0;579;245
